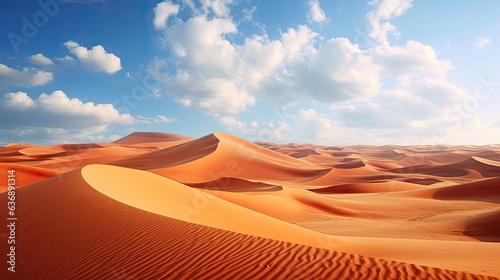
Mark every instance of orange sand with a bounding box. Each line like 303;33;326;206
0;132;499;279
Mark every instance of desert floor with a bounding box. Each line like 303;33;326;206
1;132;499;279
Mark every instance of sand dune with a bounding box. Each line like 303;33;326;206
112;133;220;170
0;163;61;191
433;177;500;203
18;145;66;156
1;132;499;279
149;133;329;184
114;131;192;144
310;181;425;194
81;164;339;250
113;131;193;148
0;166;494;280
464;210;500;242
187;177;283;192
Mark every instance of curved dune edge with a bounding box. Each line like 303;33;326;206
473;156;500;167
81;164;343;250
19;145;66;156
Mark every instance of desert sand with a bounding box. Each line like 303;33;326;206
0;132;499;279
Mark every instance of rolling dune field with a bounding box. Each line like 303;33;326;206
1;132;499;279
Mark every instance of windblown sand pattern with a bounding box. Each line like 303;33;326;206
1;132;499;279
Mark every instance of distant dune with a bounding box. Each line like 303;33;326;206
0;132;499;279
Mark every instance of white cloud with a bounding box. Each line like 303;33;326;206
27;53;54;66
297;108;338;140
0;90;134;129
155;115;175;123
307;0;329;24
280;25;318;62
270;120;292;132
217;115;247;130
332;102;405;129
138;115;176;125
201;0;234;17
0;63;53;89
0;88;135;147
150;16;255;113
153;1;180;30
383;77;469;118
371;0;413;20
293;38;381;102
473;37;491;49
150;17;382;112
13;128;36;137
145;0;481;146
55;55;76;63
64;41;122;74
367;0;413;44
3;91;36;109
372;40;453;81
182;0;197;12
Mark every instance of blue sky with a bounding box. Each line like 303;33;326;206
1;0;499;146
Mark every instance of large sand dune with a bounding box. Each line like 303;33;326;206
1;132;499;279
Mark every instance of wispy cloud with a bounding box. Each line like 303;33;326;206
307;0;329;24
473;37;491;49
367;0;414;44
138;115;176;125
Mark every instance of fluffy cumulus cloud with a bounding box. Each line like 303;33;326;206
150;12;381;113
217;115;247;130
148;16;255;113
0;63;53;89
3;91;36;109
367;0;413;44
332;77;469;128
64;41;122;74
371;40;453;81
297;109;339;140
307;0;329;24
293;38;381;102
215;114;292;141
0;90;134;129
0;90;137;144
26;53;54;66
153;0;180;30
145;0;484;145
372;0;413;19
383;78;469;119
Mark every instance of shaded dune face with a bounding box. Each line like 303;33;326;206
1;132;500;279
146;133;331;184
186;177;284;192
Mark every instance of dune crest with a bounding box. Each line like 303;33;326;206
81;164;342;250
